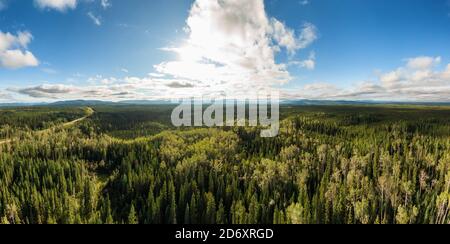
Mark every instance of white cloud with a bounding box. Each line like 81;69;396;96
8;73;217;101
296;23;318;49
0;50;39;69
269;20;317;55
11;56;450;102
287;56;450;102
87;75;118;85
300;59;315;70
299;0;309;6
406;56;441;70
101;0;111;9
290;51;316;70
149;72;165;78
7;0;322;101
34;0;77;11
270;19;295;54
0;31;32;51
152;0;317;97
0;92;13;101
380;69;403;88
442;64;450;80
87;12;102;26
42;67;58;74
0;0;7;11
10;84;77;98
0;31;39;69
34;0;111;12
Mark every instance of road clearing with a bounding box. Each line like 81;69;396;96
0;107;94;145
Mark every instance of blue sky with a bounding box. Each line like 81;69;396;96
0;0;449;102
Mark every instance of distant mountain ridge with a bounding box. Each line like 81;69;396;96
0;100;173;107
1;99;450;107
282;100;450;106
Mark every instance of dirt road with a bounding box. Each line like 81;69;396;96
0;107;94;145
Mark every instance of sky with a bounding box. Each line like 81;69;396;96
0;0;449;102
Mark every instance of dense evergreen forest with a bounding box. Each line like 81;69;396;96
1;104;450;224
0;107;87;136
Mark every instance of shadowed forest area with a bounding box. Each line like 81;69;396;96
1;105;450;224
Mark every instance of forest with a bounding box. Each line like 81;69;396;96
1;104;450;224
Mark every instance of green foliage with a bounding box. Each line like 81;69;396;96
0;106;87;133
1;104;450;224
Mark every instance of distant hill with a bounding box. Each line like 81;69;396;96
49;100;117;106
281;100;374;105
282;99;450;106
0;102;46;107
118;100;173;105
1;99;450;107
0;99;175;107
50;100;174;106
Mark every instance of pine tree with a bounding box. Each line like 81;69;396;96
184;204;190;224
216;201;226;224
128;204;138;224
190;193;198;224
167;180;177;224
205;192;216;224
147;188;156;224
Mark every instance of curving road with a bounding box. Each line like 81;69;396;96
0;107;94;145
